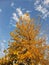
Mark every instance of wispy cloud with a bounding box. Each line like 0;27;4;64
1;42;5;52
10;22;16;27
10;12;19;27
0;9;2;12
0;40;6;52
43;0;49;6
12;8;32;21
10;8;23;27
0;40;7;57
11;2;14;7
12;12;19;22
10;7;32;27
22;8;25;11
0;42;5;57
26;10;32;13
34;0;49;19
2;40;6;43
0;52;5;58
34;0;40;5
1;40;6;51
16;8;23;16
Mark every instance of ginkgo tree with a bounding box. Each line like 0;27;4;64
0;13;49;65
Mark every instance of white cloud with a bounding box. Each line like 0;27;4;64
10;7;32;27
11;2;14;7
0;40;6;58
0;40;6;52
11;24;16;27
34;0;49;19
12;8;32;23
26;10;32;13
0;52;5;58
10;12;19;27
0;9;2;12
10;8;23;27
10;22;16;27
2;40;6;43
16;8;23;16
22;8;25;11
0;42;5;58
34;0;40;5
0;40;7;58
12;12;19;22
1;42;5;51
44;0;49;5
46;36;48;41
35;5;47;14
40;32;44;35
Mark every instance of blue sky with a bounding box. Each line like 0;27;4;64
0;0;49;57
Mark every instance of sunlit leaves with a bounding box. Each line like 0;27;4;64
0;13;49;65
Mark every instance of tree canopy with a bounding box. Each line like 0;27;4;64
0;13;49;65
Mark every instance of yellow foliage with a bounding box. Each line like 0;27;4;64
0;13;49;65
